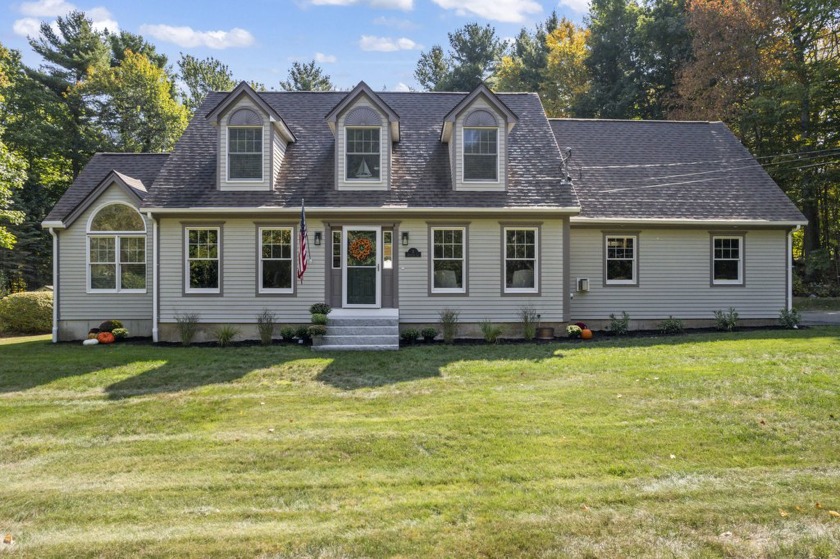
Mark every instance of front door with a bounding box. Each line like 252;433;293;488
343;226;381;308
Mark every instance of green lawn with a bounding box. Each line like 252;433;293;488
1;330;840;558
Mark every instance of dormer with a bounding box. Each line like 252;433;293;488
441;83;518;191
206;81;296;191
325;81;400;190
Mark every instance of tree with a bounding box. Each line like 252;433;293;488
83;50;188;152
106;30;167;69
177;54;237;114
280;60;333;91
414;23;504;91
0;44;26;250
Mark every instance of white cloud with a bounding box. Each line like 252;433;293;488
358;35;420;52
308;0;412;9
558;0;590;12
431;0;541;23
87;7;118;33
139;24;255;49
394;82;411;92
372;16;417;30
12;17;42;37
19;0;74;17
314;52;337;63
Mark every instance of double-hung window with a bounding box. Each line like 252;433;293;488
605;235;637;285
431;227;466;293
185;227;220;293
259;227;294;293
228;127;262;180
463;128;498;181
504;227;537;293
87;203;146;293
712;236;743;285
346;127;381;180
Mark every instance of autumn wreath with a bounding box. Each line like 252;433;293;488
348;237;373;261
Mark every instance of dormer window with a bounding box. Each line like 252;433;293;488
227;108;263;181
344;106;383;182
463;110;499;182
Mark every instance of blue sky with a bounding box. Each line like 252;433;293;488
2;0;587;91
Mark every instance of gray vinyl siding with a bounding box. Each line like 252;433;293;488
398;218;564;323
58;184;152;321
272;129;286;187
336;97;390;190
158;217;325;323
453;97;506;191
569;228;787;319
219;98;272;190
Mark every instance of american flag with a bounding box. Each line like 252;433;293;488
298;200;309;282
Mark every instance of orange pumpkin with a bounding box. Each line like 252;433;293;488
97;331;116;344
581;328;593;340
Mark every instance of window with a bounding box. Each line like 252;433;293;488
605;236;637;285
346;127;380;180
712;236;743;285
463;128;498;181
332;230;342;269
432;227;465;293
504;227;537;293
259;227;294;293
383;231;393;270
87;203;146;292
185;227;220;293
228;127;262;180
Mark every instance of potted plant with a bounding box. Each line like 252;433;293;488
535;313;555;340
421;327;438;343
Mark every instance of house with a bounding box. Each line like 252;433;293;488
42;81;806;348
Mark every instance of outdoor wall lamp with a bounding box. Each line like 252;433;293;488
401;231;409;246
314;231;322;246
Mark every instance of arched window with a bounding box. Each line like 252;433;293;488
228;108;263;180
87;203;146;292
463;109;499;181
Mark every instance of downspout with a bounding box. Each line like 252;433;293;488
49;227;59;343
788;226;799;312
145;212;159;343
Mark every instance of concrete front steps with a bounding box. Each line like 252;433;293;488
312;309;400;351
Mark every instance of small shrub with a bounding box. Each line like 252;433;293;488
280;326;296;341
213;324;239;347
256;309;277;345
295;325;311;343
479;320;503;344
112;327;129;340
401;328;420;344
0;291;52;334
98;320;123;333
567;324;582;338
175;313;200;346
420;327;438;342
309;303;332;316
608;311;630;336
311;313;328;326
778;308;801;329
439;308;460;344
713;307;739;332
307;324;327;337
658;316;684;335
520;305;538;340
574;322;588;330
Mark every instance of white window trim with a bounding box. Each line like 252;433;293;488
605;235;638;286
227;125;264;183
462;126;500;184
345;126;383;184
712;235;744;285
503;226;538;294
431;226;466;294
85;202;147;294
185;226;221;294
258;226;294;294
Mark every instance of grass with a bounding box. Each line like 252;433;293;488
794;296;840;311
1;329;840;558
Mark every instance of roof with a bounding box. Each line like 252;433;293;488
143;90;577;211
45;153;170;223
549;119;806;223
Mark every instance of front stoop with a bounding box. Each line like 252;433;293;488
312;310;400;351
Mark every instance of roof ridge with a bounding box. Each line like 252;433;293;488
549;117;717;124
95;152;171;156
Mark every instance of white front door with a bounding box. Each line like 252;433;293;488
342;226;381;308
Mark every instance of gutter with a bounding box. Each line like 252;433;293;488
141;206;582;216
48;227;59;343
571;217;809;228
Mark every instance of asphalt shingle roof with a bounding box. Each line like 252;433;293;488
142;91;577;210
549;119;806;222
45;153;169;222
